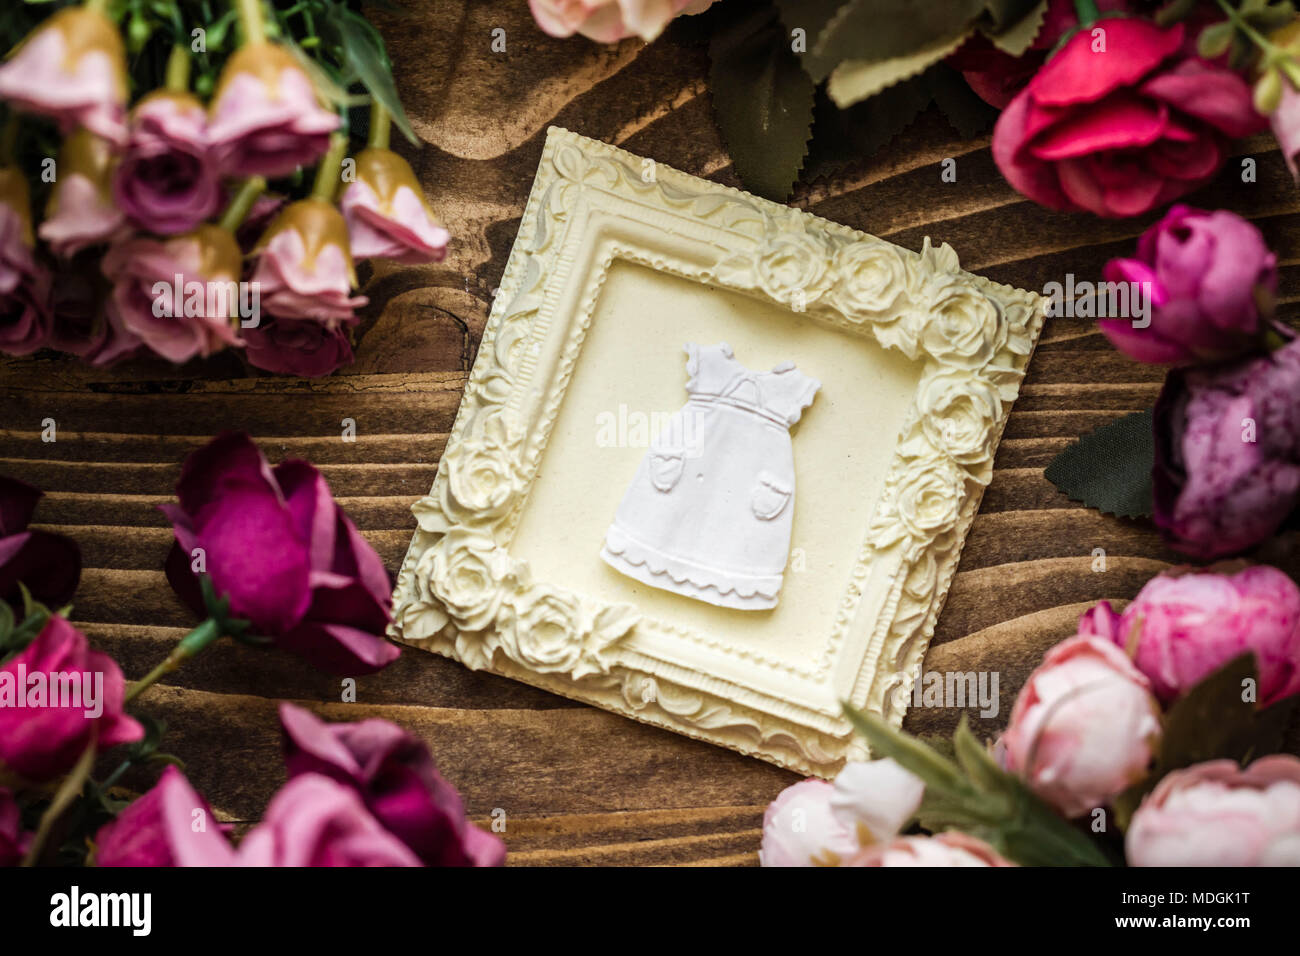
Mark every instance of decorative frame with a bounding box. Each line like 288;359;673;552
388;127;1044;777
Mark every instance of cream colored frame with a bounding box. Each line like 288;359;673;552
388;127;1044;776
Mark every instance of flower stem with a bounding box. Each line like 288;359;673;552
125;617;223;705
235;0;267;45
217;176;267;232
164;43;192;93
1265;322;1296;351
1072;0;1101;26
1215;0;1284;59
311;133;348;201
84;0;110;15
20;736;96;866
367;101;391;151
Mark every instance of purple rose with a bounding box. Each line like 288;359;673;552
279;703;505;866
244;318;355;378
114;91;220;236
0;615;141;783
0;167;51;357
1153;339;1300;559
161;432;399;675
0;474;80;608
94;765;225;866
1100;206;1277;365
0;788;28;866
38;130;128;259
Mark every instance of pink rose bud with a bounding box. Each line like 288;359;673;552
114;91;221;235
340;148;449;264
0;615;142;783
1126;755;1300;866
0;166;52;356
101;224;245;363
95;765;231;867
846;831;1016;867
243;318;354;378
251;198;367;324
207;43;340;179
829;758;926;846
0;6;128;145
1001;635;1161;818
1100;207;1277;365
530;0;717;42
1273;79;1300;182
39;129;129;258
1112;565;1300;706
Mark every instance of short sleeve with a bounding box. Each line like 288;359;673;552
781;372;821;425
684;342;734;394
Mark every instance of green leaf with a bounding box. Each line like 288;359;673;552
982;0;1047;56
827;30;970;108
1155;0;1202;25
926;63;999;138
324;6;417;144
1198;21;1235;60
843;704;969;795
708;4;816;200
1044;409;1154;518
802;77;932;181
804;0;986;81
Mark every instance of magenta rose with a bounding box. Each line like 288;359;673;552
94;765;225;866
252;199;367;323
1102;565;1300;705
0;615;141;783
114;91;221;236
340;148;449;265
1126;755;1300;866
279;703;505;866
161;432;399;676
0;788;27;866
1100;206;1277;365
1001;635;1161;817
0;168;51;357
993;18;1263;218
243;318;355;378
1153;338;1300;559
0;474;81;608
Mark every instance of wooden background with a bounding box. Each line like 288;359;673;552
3;1;1298;865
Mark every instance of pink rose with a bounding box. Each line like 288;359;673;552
251;199;367;323
94;765;226;866
101;224;245;363
1273;78;1300;182
340;148;449;264
530;0;716;43
993;18;1263;218
846;831;1015;867
1126;755;1300;866
1001;635;1161;817
114;91;221;235
0;6;128;145
243;318;355;378
0;788;27;866
280;703;505;866
207;43;340;179
0;615;142;783
39;130;129;258
0;167;51;357
1108;565;1300;706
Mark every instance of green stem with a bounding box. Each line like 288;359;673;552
125;617;223;705
367;102;391;151
20;737;96;866
164;43;191;94
84;0;110;14
1072;0;1101;26
1264;323;1295;351
311;133;348;201
235;0;267;45
1215;0;1284;58
217;176;267;232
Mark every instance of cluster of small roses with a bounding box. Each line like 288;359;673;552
0;3;449;378
762;562;1300;867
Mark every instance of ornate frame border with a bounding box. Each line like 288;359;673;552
388;127;1044;777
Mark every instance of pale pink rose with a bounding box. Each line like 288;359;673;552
39;130;128;258
1273;81;1300;183
0;7;128;145
847;831;1016;867
208;43;340;179
1001;636;1161;817
252;199;367;324
114;91;221;235
829;758;926;846
340;148;449;264
530;0;716;43
1127;755;1300;866
0;168;51;356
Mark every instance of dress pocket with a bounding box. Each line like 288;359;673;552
649;451;685;492
750;471;792;520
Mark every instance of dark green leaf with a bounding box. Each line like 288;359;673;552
804;0;984;81
802;77;931;182
1044;409;1154;518
842;703;969;794
326;6;417;145
1155;0;1202;25
926;63;998;138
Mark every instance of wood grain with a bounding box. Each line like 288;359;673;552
2;1;1298;865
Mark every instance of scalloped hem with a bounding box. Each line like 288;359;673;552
601;525;782;611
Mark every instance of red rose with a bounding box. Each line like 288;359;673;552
993;18;1263;217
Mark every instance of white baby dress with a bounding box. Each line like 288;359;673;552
600;342;820;610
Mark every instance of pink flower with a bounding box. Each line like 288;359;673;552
0;167;51;357
252;199;367;323
846;831;1016;867
0;615;142;783
94;766;226;866
101;224;245;363
1126;755;1300;866
39;130;129;258
279;703;505;866
0;6;128;145
114;91;221;235
1108;565;1300;706
0;788;28;866
1272;79;1300;183
992;18;1263;218
1100;206;1277;365
1001;635;1161;817
161;432;400;676
207;43;340;179
340;148;449;264
243;318;355;378
0;474;81;608
530;0;716;43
